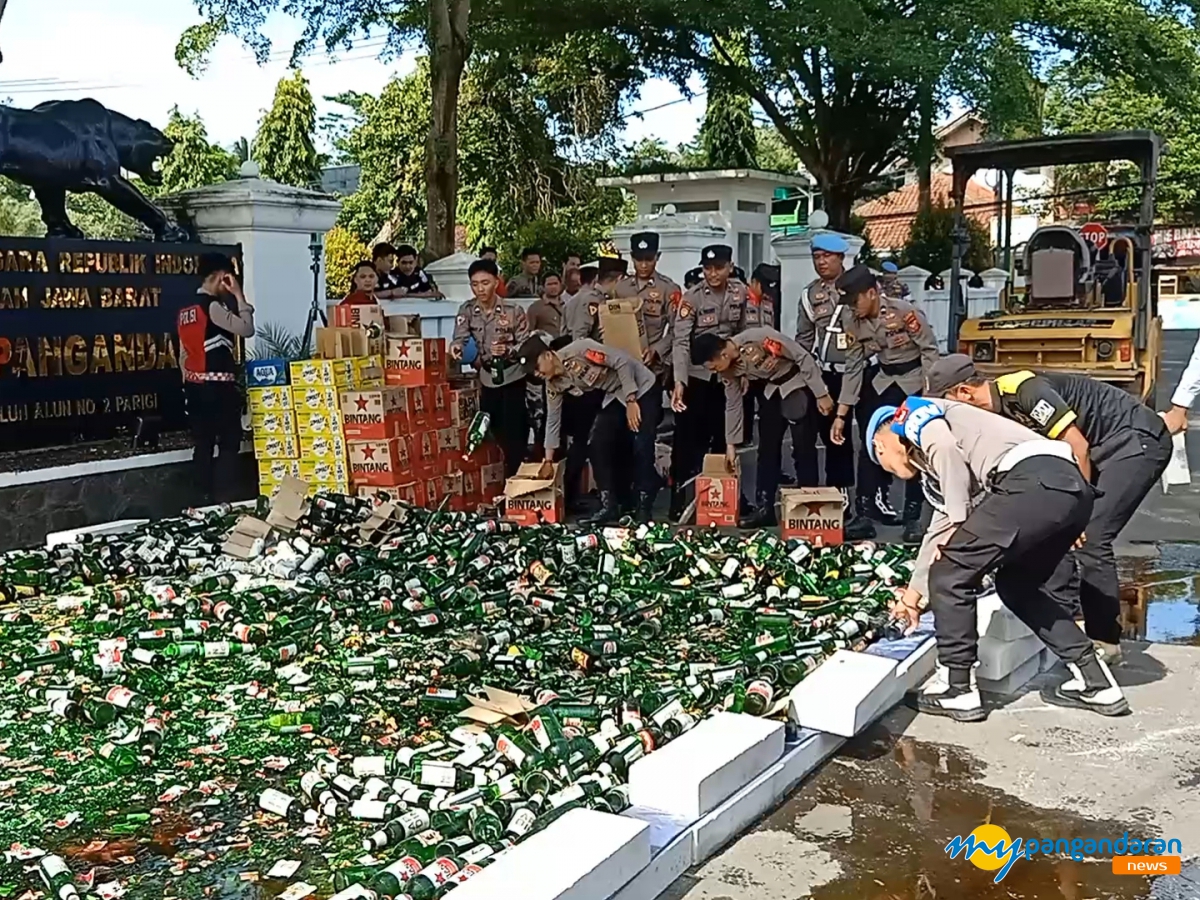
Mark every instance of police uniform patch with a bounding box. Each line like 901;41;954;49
588;303;598;316
585;349;607;366
648;290;660;301
1030;399;1056;427
670;289;682;306
679;303;692;318
456;314;466;325
836;333;849;351
763;338;785;358
904;310;921;334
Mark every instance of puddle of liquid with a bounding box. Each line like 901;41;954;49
750;728;1157;900
1119;544;1200;646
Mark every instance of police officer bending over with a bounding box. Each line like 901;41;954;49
519;335;662;525
450;259;530;479
923;356;1172;661
867;397;1128;722
840;264;939;541
692;328;833;526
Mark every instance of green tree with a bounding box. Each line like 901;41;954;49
902;201;992;274
697;36;757;169
157;107;238;195
324;225;371;298
254;70;322;188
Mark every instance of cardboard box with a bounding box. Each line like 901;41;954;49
300;433;348;462
779;488;844;547
428;382;451;426
404;386;430;430
481;462;506;497
258;458;302;482
253;433;299;460
314;326;370;360
247;386;292;413
257;476;284;499
306;479;350;496
332;302;385;333
461;468;482;505
422;472;443;510
290;358;355;387
696;454;739;528
384;336;447;386
340;387;409;440
449;385;481;428
412;429;440;476
436;425;462;461
222;515;272;560
352;355;386;388
442;471;465;511
503;461;565;525
299;457;350;485
599;298;648;358
348;438;411;487
264;477;310;531
295;409;343;437
245;358;290;388
385;313;422;337
250;410;297;436
292;386;340;413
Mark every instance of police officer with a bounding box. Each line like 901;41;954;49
615;232;679;385
866;396;1127;722
506;248;545;298
178;252;255;504
878;261;910;300
692;328;834;525
793;234;866;521
527;271;566;338
450;259;530;479
565;257;627;341
520;335;662;524
923;355;1173;660
670;244;748;519
840;264;939;541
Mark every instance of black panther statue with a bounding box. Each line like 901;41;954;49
0;98;189;242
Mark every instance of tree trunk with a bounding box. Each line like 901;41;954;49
820;180;856;232
426;0;469;261
916;79;934;214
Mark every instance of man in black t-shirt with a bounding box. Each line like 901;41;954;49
372;243;403;298
926;355;1172;660
391;244;442;298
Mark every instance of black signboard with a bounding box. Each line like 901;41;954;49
0;238;243;452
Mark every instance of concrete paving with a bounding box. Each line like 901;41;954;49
663;331;1200;900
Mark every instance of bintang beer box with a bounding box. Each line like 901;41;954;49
449;384;481;427
385;336;447;387
503;461;565;526
779;488;845;547
340;388;409;440
695;453;739;528
412;429;440;477
428;382;452;428
348;438;411;487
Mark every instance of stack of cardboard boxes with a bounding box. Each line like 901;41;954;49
248;360;300;494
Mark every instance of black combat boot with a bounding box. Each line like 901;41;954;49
740;492;777;528
581;491;620;526
636;491;657;524
843;495;877;541
868;487;902;526
901;498;925;544
668;486;687;522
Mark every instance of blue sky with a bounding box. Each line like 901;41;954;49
0;0;704;154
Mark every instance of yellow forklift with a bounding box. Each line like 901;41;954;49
946;131;1163;400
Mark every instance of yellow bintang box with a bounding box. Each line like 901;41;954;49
291;358;355;387
352;355;386;388
300;433;348;461
250;410;297;436
253;433;299;460
292;386;340;413
299;457;350;485
258;458;302;482
296;409;343;437
247;386;293;413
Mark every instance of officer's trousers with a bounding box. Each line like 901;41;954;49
857;379;924;513
562;391;603;501
186;381;243;504
793;370;855;488
670;377;727;487
928;456;1095;670
757;390;807;505
592;391;662;496
480;379;529;479
1072;423;1172;643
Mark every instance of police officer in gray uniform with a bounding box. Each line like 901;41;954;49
867;397;1128;723
840;264;940;541
692;327;833;524
615;232;679;386
520;335;662;524
669;244;748;519
794;234;866;523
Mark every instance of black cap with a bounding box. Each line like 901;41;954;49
752;263;780;289
836;264;878;300
924;354;979;397
684;266;703;289
630;232;660;260
700;244;733;266
597;256;627;279
517;335;551;375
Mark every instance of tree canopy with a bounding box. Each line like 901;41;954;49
254;70;323;188
156;107;238;195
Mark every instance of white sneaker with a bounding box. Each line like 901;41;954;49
1040;657;1130;717
912;664;987;722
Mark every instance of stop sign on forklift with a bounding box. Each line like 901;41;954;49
1081;222;1109;250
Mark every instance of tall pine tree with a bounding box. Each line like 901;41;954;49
254;70;321;188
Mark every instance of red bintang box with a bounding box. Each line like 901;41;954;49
779;488;845;546
348;437;412;487
385;337;446;387
341;388;408;440
695;454;739;528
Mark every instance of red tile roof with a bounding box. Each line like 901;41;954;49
856;173;997;252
